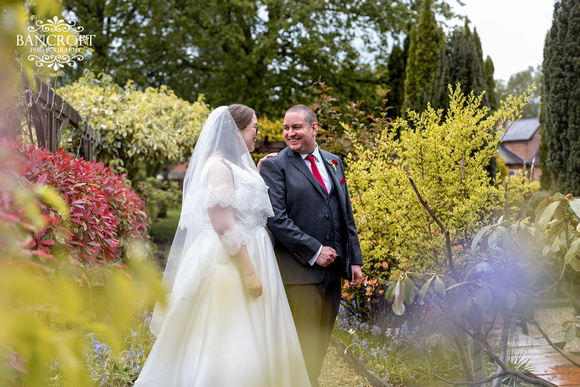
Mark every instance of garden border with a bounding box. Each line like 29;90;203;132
330;337;392;387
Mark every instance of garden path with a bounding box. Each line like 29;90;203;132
488;323;580;386
320;343;373;387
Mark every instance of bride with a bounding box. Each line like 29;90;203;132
135;105;310;386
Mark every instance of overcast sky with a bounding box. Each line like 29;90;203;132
449;0;556;81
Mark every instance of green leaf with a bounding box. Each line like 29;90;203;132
535;198;549;220
471;224;494;251
495;226;511;249
553;193;568;202
419;276;435;301
542;245;551;257
404;276;416;305
562;322;576;342
434;276;445;298
384;282;396;302
551;236;561;254
569;199;580;219
547;222;565;243
564;238;580;264
453;291;468;317
536;201;560;231
474;284;492;312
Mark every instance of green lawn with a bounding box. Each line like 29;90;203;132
150;207;181;242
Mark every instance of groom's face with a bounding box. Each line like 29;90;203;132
283;112;317;154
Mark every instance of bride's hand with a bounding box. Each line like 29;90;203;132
257;152;278;172
244;272;263;298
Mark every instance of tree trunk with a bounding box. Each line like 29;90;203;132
471;319;484;387
491;317;510;387
451;324;474;382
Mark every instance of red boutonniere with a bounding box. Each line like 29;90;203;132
327;159;339;171
340;175;345;184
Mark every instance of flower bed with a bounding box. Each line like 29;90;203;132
334;305;465;386
45;310;155;386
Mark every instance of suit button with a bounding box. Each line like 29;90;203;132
325;214;329;219
326;235;330;241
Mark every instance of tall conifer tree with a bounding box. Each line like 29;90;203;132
402;0;443;116
428;24;487;115
473;27;498;111
543;0;580;194
483;56;498;111
385;40;408;120
472;27;484;65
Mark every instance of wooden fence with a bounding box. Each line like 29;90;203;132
1;79;101;161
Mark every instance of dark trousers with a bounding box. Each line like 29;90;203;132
285;271;341;387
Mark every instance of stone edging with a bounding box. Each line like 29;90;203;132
330;337;392;387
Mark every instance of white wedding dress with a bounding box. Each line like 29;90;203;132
135;155;310;386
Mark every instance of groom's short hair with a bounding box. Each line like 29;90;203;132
286;104;318;126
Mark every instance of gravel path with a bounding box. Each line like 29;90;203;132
319;344;373;387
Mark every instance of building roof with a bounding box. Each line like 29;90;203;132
498;144;540;167
502;118;540;142
498;143;526;165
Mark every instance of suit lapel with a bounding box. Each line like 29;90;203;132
286;149;328;197
319;151;346;207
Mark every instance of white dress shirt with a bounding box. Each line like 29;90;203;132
301;146;333;194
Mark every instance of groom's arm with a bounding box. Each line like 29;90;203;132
338;158;363;266
260;159;321;265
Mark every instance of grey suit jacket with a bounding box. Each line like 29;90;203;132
260;146;363;285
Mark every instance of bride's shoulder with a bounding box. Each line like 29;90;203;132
204;156;233;176
205;155;227;169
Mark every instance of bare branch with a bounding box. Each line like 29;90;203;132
407;173;458;279
482;339;556;387
502;180;509;221
526;318;580;368
529;156;536;182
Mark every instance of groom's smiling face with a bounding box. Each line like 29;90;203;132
283;111;318;154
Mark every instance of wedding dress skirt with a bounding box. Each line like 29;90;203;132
135;160;310;386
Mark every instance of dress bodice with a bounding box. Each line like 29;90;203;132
202;160;274;231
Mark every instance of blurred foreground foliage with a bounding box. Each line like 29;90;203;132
0;141;165;386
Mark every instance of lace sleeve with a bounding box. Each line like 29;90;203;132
203;184;237;208
203;160;249;255
220;225;249;255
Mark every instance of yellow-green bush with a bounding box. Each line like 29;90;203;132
257;115;284;141
345;85;539;281
57;72;210;180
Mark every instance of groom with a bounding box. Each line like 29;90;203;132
260;104;363;386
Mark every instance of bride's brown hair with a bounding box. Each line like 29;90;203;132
228;104;255;130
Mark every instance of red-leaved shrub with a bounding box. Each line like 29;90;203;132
2;139;149;268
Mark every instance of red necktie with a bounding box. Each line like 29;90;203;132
306;155;328;194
